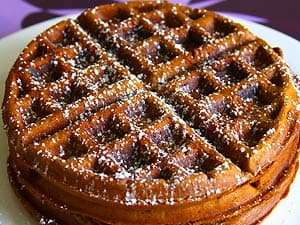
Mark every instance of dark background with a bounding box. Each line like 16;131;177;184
1;0;299;40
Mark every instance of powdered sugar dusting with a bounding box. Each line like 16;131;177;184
3;2;299;222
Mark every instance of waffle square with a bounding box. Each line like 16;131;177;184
2;1;299;225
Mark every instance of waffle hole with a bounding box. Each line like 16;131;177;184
31;43;48;60
41;21;79;48
270;99;283;120
27;68;41;81
253;46;274;70
270;71;286;87
93;155;120;175
59;134;89;159
164;11;185;28
214;62;249;86
23;100;51;126
124;142;155;172
74;48;99;69
211;18;236;38
55;27;80;47
147;42;178;64
184;8;204;20
55;83;88;106
241;121;270;147
16;78;29;99
94;65;124;87
241;46;275;71
151;123;192;154
180;75;217;99
28;61;62;84
122;24;153;43
188;152;222;174
178;29;205;51
88;117;129;145
208;99;236;121
125;98;165;127
250;180;260;188
158;167;173;180
238;83;274;107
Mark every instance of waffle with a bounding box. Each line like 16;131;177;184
2;1;300;225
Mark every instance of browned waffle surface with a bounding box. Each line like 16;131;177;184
2;1;300;225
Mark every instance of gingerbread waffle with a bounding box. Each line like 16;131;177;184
2;1;300;225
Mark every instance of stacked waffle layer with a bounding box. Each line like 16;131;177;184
2;1;299;225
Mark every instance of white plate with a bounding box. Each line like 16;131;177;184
0;15;299;225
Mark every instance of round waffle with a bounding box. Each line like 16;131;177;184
2;1;300;225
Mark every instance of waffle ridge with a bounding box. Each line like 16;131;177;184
2;1;300;225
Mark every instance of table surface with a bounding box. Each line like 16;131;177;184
1;0;299;41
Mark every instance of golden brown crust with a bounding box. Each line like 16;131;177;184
2;1;300;224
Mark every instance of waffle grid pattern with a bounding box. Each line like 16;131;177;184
3;1;300;225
